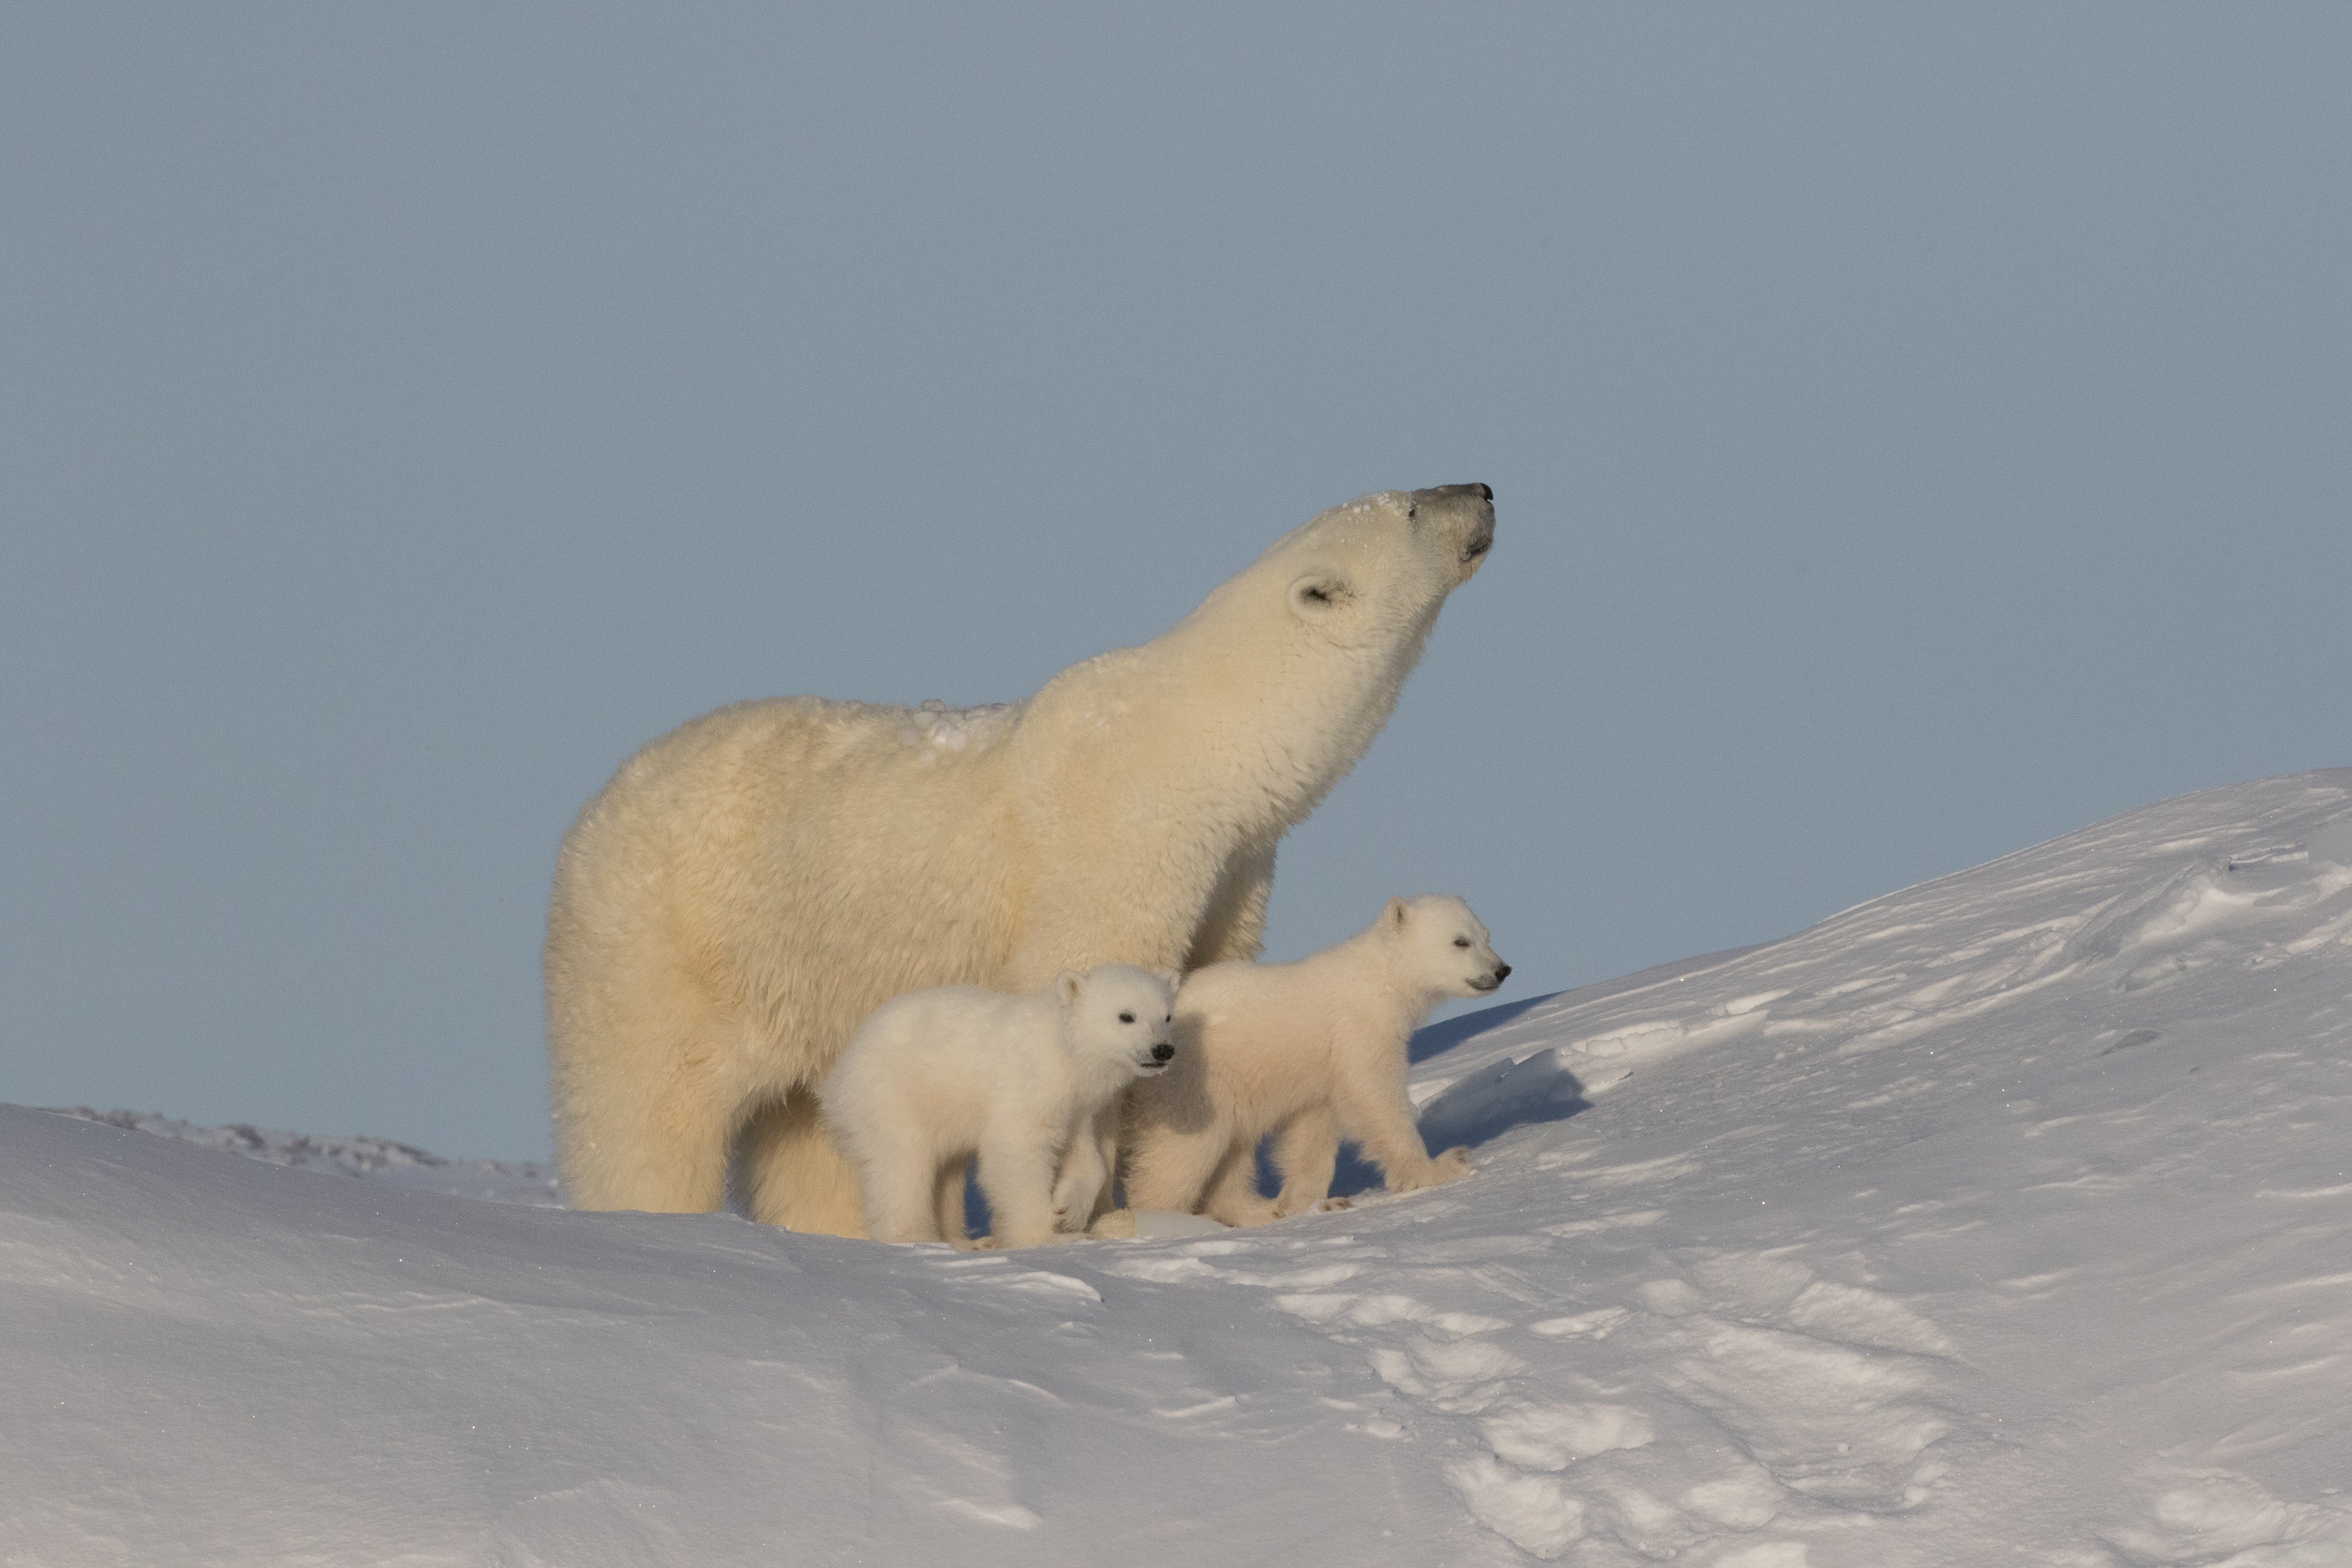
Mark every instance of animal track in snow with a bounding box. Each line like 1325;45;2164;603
1480;1401;1654;1468
1274;1291;1509;1338
2100;1468;2352;1566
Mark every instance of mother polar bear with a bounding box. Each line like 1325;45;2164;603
545;483;1497;1236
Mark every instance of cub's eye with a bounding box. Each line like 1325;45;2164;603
1118;1011;1136;1023
1453;937;1471;948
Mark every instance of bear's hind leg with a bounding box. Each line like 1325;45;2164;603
935;1156;973;1247
1202;1140;1281;1228
548;930;738;1214
552;1057;732;1215
1122;1122;1236;1216
738;1090;871;1238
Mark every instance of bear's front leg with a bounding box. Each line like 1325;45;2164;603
977;1129;1070;1250
857;1138;948;1244
1049;1121;1107;1234
1336;1063;1472;1197
1270;1103;1341;1217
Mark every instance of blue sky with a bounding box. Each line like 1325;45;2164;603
3;5;2345;1159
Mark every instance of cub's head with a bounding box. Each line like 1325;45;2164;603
1380;894;1511;1000
1054;964;1179;1077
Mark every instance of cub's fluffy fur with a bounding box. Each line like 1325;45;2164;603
1124;895;1509;1226
822;966;1175;1250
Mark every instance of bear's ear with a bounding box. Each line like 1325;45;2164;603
1055;969;1085;1007
1287;573;1351;622
1386;895;1411;930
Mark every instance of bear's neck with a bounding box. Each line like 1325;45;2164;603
1323;926;1453;1032
1125;605;1441;837
1060;1034;1133;1113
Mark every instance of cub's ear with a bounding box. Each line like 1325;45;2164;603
1287;573;1351;620
1055;969;1085;1006
1158;968;1183;997
1386;895;1410;930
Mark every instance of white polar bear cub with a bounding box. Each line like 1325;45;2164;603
1124;895;1509;1226
823;965;1176;1249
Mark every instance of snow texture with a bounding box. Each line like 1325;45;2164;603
4;770;2350;1565
39;1107;562;1205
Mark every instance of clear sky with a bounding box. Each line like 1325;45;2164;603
3;6;2346;1160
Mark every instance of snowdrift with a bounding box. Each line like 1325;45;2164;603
5;771;2350;1566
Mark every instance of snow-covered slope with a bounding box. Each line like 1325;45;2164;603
4;771;2349;1566
39;1107;562;1205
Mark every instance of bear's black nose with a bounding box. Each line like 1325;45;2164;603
1494;963;1511;983
1475;482;1492;501
1151;1042;1174;1062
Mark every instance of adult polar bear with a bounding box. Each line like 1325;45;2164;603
545;483;1497;1235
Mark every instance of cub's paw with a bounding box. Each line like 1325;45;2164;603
1088;1208;1140;1240
958;1234;1004;1252
1386;1149;1473;1194
1273;1192;1349;1219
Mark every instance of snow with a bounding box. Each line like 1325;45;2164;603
895;697;1020;753
5;769;2350;1566
38;1107;562;1206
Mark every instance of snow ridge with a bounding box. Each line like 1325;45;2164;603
44;1105;562;1205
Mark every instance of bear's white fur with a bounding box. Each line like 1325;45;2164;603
1123;894;1510;1226
821;965;1176;1249
545;485;1496;1235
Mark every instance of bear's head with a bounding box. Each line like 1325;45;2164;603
1381;893;1511;1000
1259;483;1495;653
1054;964;1179;1080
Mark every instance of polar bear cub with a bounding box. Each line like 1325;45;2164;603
823;965;1177;1249
1124;895;1509;1226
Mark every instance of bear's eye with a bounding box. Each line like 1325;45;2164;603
1453;937;1471;948
1119;1011;1136;1023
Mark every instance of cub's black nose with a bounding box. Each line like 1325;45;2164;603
1151;1042;1174;1062
1494;964;1512;983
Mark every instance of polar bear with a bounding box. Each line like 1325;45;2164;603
1122;894;1510;1226
544;484;1496;1235
820;965;1176;1249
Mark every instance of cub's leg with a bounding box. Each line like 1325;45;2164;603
1122;1119;1237;1215
1051;1116;1109;1234
1336;1057;1472;1195
1270;1102;1342;1217
1202;1140;1281;1228
853;1127;948;1244
976;1128;1066;1250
